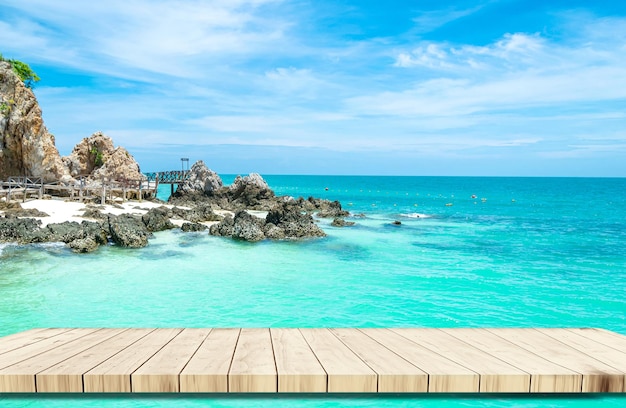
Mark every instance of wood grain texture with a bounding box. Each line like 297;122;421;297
487;328;624;392
443;328;582;393
271;329;327;392
229;328;277;392
132;328;211;392
331;328;427;392
180;328;240;392
0;329;119;392
0;328;625;394
37;329;154;392
363;329;479;392
0;329;70;356
83;328;182;392
300;328;376;392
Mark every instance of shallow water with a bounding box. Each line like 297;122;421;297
1;176;625;407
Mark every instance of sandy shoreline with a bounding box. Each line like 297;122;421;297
12;198;234;228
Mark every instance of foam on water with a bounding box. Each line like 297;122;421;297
399;212;431;218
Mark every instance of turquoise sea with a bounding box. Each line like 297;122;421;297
1;176;625;407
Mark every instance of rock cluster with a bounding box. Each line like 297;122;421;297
0;200;234;251
209;201;326;241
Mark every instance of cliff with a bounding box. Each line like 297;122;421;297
0;61;69;182
0;60;144;184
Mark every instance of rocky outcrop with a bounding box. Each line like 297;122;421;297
210;200;325;241
227;173;275;210
1;61;143;185
63;132;144;183
331;218;355;227
181;222;208;232
175;160;223;195
142;207;175;232
0;61;70;182
108;214;151;248
0;216;107;252
266;201;326;238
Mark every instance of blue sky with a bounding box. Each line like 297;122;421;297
1;0;625;176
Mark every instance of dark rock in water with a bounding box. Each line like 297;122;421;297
108;214;150;248
263;222;286;240
181;222;208;232
209;214;235;237
231;210;266;242
46;221;108;247
172;205;223;223
67;237;99;253
392;220;402;225
142;207;176;232
0;217;42;243
331;218;355;227
266;201;326;238
316;200;350;218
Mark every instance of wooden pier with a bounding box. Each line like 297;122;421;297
0;328;625;394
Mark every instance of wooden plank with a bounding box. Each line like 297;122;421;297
538;329;626;393
443;328;582;392
0;329;120;392
132;328;211;392
567;329;626;352
0;329;96;371
0;329;71;356
363;329;479;392
36;329;154;392
180;328;240;392
271;328;327;393
300;328;376;392
229;328;276;392
331;328;427;392
83;328;182;392
392;328;529;392
488;328;624;392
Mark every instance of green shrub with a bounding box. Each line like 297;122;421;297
8;59;40;88
1;54;40;88
90;146;105;167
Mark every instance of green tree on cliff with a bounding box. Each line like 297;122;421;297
1;53;40;88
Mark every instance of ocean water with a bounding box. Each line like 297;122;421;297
1;176;625;407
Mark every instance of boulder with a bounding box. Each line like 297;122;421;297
331;218;355;227
175;160;223;195
181;222;208;232
316;200;350;218
266;201;326;238
263;223;285;240
171;205;223;223
67;237;99;253
228;173;275;209
46;220;107;245
108;214;150;248
209;215;235;237
231;211;266;242
141;207;175;232
0;216;42;243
